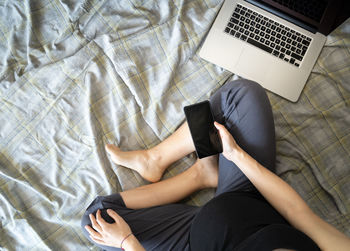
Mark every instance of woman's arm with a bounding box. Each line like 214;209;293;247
214;122;350;251
85;209;145;251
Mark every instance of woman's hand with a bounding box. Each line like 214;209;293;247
85;209;133;249
214;121;241;161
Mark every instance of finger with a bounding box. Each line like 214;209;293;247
90;235;106;245
89;213;103;233
96;209;107;228
85;225;103;239
106;209;121;223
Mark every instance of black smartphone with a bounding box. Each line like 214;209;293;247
184;100;223;159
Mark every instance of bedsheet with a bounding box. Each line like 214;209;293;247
0;0;349;250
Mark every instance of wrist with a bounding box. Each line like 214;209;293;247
227;146;244;163
122;234;144;251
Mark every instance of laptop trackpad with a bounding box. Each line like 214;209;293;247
235;49;272;81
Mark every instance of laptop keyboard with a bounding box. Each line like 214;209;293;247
224;4;312;67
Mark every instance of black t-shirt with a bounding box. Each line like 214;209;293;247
189;191;320;251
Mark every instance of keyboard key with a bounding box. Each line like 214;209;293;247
265;34;270;39
231;18;239;24
233;13;240;19
260;37;265;43
280;41;286;47
286;44;291;49
292;41;297;46
301;49;306;56
247;37;273;53
244;30;249;35
291;46;296;52
271;43;275;48
297;43;302;48
241;34;247;41
292;35;297;40
239;27;244;33
235;32;241;38
228;22;234;28
266;29;271;34
230;30;236;36
225;27;231;33
276;39;280;44
291;52;302;61
276;33;281;39
271;25;276;30
302;40;310;46
271;37;275;42
275;45;281;50
286;32;292;37
279;53;285;59
249;33;254;38
271;31;276;36
289;58;295;64
273;50;279;56
286;50;291;55
255;35;260;40
281;48;286;53
265;40;270;46
296;49;301;54
295;63;300;67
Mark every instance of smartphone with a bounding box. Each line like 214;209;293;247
184;100;223;159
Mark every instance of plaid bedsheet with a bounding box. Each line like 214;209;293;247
0;0;349;249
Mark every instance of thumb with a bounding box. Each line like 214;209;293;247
214;121;228;137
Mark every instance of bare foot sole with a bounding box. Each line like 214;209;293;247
196;155;219;188
105;144;164;183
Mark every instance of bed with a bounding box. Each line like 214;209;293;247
0;0;349;250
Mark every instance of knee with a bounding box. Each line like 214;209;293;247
80;194;126;230
227;79;265;96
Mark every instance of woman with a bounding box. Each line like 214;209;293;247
81;80;350;251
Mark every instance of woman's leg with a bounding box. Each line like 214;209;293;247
81;155;218;250
210;79;276;195
105;122;195;182
120;155;218;209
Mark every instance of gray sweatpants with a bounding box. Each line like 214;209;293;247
81;79;276;251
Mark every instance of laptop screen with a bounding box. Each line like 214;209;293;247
246;0;341;34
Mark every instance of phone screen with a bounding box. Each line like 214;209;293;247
184;101;223;159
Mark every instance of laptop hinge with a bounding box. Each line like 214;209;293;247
244;0;318;34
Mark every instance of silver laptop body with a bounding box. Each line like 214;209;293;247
200;0;329;102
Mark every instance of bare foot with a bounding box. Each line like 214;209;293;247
105;144;165;183
195;155;219;189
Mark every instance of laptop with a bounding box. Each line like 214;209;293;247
199;0;343;102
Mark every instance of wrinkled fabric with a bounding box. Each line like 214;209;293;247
0;0;349;249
